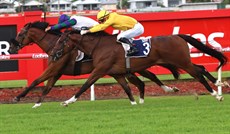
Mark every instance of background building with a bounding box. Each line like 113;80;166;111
72;0;100;11
0;0;229;13
23;0;44;11
49;0;72;12
0;0;15;13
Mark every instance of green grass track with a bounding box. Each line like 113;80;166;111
1;95;230;134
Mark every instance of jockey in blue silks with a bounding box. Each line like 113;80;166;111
45;14;98;32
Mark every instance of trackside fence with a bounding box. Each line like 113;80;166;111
0;48;229;100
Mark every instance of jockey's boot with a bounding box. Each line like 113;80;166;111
118;37;138;56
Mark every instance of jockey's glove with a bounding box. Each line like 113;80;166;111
80;30;89;35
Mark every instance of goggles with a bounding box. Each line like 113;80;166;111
98;18;106;24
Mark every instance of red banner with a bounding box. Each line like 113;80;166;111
0;10;229;85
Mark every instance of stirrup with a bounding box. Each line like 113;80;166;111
127;49;138;56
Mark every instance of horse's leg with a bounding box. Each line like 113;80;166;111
13;64;59;102
158;64;180;79
126;74;145;104
13;76;52;102
62;72;137;106
183;64;223;101
138;70;179;92
194;64;229;87
32;74;62;108
112;74;136;105
61;72;104;106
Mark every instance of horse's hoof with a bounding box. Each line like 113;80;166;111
139;98;144;104
130;101;137;105
32;103;41;108
193;93;199;100
172;87;180;92
223;81;230;88
60;102;68;107
12;97;20;103
217;96;224;101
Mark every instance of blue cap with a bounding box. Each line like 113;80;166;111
58;14;70;23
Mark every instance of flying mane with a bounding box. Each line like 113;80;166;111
27;21;62;35
28;21;115;37
30;21;49;30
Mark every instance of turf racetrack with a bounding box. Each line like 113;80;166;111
0;95;230;134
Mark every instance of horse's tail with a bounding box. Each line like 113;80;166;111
177;34;228;70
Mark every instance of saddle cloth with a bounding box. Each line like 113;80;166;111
122;36;151;58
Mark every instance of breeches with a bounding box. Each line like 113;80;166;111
117;23;144;41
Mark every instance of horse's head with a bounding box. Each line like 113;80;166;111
9;23;32;53
51;30;78;61
9;21;50;53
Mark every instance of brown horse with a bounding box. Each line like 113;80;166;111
10;21;180;108
52;30;228;106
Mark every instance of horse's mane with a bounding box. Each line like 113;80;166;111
26;21;115;37
26;21;62;36
30;21;49;30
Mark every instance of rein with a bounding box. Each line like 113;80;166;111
37;32;47;43
16;23;33;49
52;32;102;61
51;34;70;60
17;29;34;49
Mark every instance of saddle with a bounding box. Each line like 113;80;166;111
121;36;151;57
74;50;92;75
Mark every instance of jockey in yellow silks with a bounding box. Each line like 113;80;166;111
80;10;144;56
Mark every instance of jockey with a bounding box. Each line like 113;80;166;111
45;14;98;32
80;10;144;56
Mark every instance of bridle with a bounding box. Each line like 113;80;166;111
15;23;48;50
37;32;47;43
16;27;29;49
51;32;72;61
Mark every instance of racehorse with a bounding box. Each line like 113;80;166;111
52;30;228;106
10;21;180;108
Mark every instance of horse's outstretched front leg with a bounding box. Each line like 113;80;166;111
13;64;60;103
61;72;104;106
13;75;52;103
126;74;145;104
32;74;62;108
113;75;136;105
